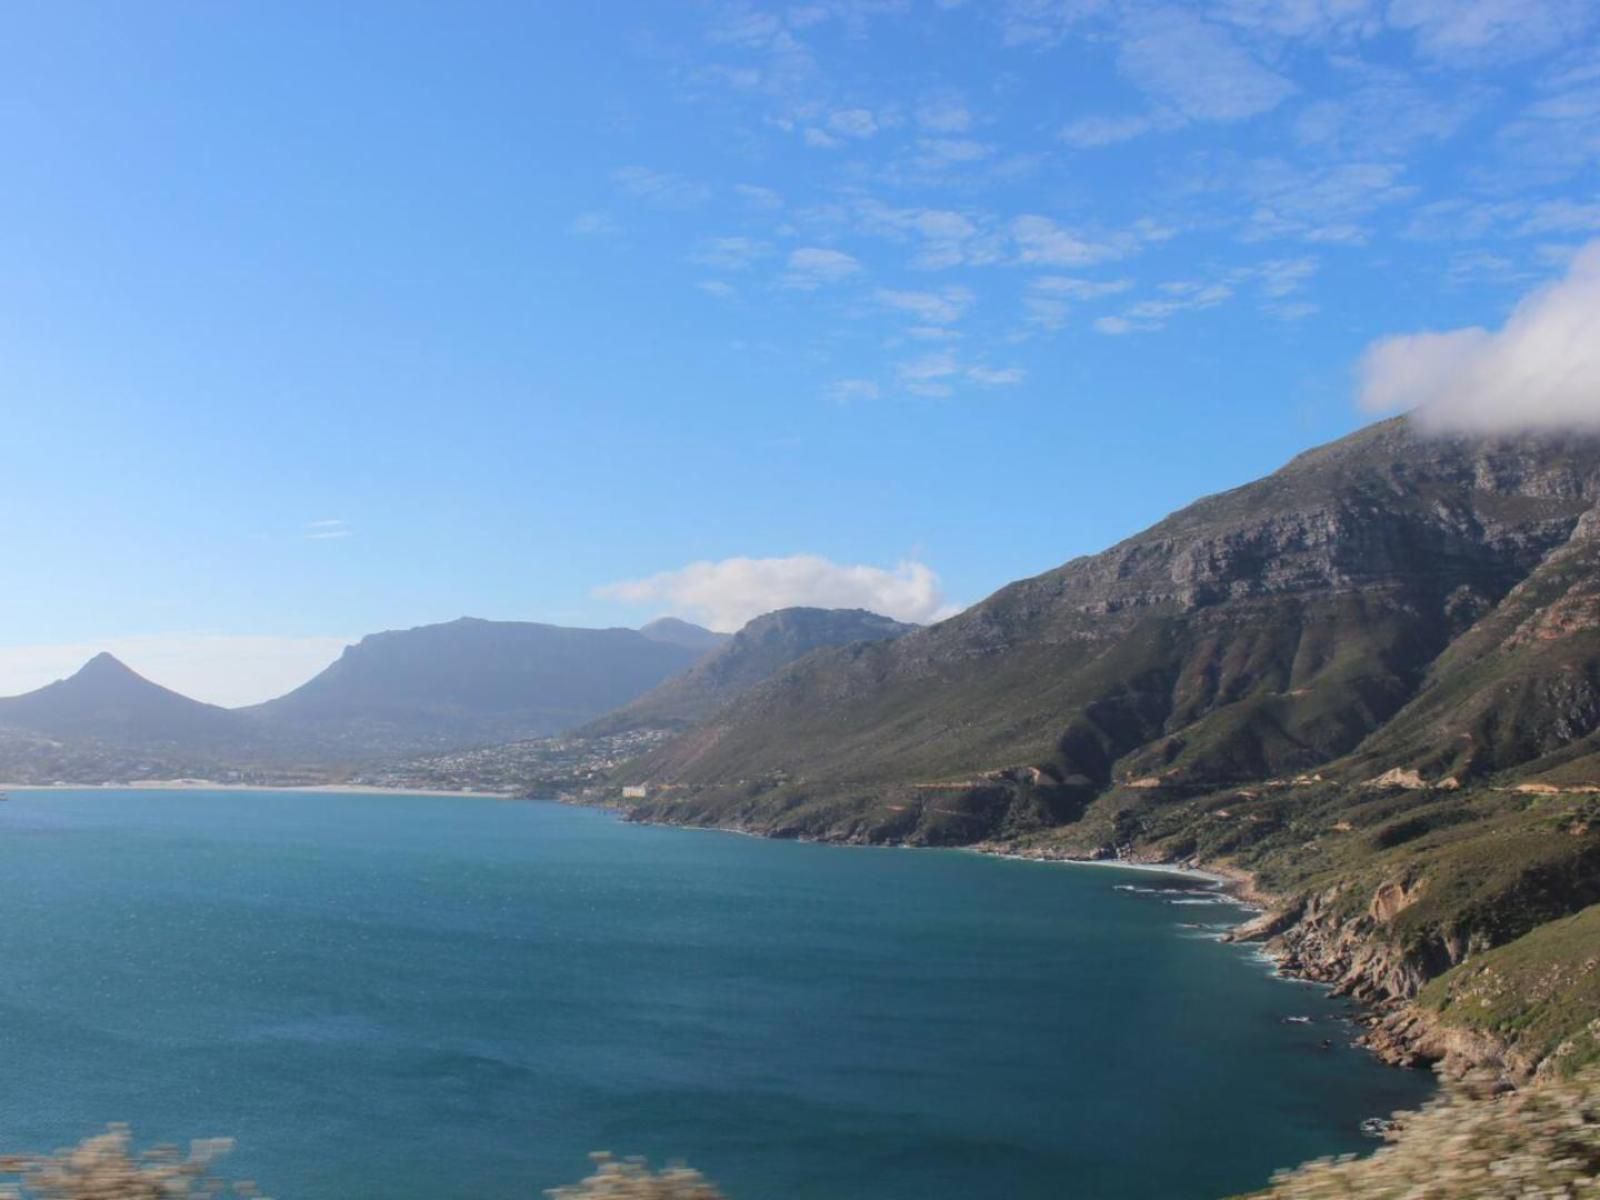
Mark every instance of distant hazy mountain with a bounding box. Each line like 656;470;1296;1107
0;652;242;751
638;617;731;654
242;616;707;755
585;607;918;735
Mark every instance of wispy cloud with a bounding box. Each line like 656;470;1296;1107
1116;7;1296;123
569;211;621;237
966;364;1027;386
613;165;711;208
734;183;784;209
828;107;880;138
915;95;973;133
1389;0;1595;66
1024;275;1134;329
781;246;863;288
876;285;974;325
1061;113;1171;148
1011;215;1146;266
827;378;881;403
897;350;961;396
305;519;352;541
596;554;959;629
689;235;770;270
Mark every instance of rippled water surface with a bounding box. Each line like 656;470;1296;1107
0;790;1432;1199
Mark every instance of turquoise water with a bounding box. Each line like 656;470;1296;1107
0;790;1431;1199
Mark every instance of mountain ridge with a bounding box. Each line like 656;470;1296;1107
0;616;728;765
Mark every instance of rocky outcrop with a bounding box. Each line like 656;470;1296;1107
1227;879;1525;1082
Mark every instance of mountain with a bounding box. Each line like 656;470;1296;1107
243;616;708;756
0;652;243;751
585;607;919;735
629;419;1600;820
617;417;1600;1081
638;617;730;654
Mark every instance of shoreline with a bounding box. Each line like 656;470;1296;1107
967;847;1243;890
0;780;519;800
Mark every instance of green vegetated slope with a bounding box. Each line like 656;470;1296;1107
618;417;1600;1075
1420;902;1600;1077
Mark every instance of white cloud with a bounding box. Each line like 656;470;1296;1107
852;201;1000;269
1389;0;1594;65
697;280;738;299
897;350;961;395
1011;215;1132;266
829;107;879;137
735;183;784;209
966;365;1027;386
916;96;972;133
1117;7;1295;122
1518;198;1600;236
569;211;620;237
1025;276;1134;329
781;246;862;288
1060;113;1168;148
1032;275;1135;299
1357;241;1600;432
1120;280;1236;327
305;519;352;541
596;554;958;630
1212;0;1382;40
827;378;881;403
689;236;770;270
1251;256;1319;297
1093;315;1140;335
1000;0;1111;47
907;137;994;171
876;286;974;324
1239;159;1415;242
613;166;710;208
1292;65;1477;158
0;634;353;708
804;126;843;148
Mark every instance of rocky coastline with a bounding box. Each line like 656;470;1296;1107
614;803;1515;1087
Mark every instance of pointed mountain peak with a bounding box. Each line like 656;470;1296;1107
75;651;141;680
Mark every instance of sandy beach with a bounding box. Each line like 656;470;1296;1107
0;780;519;800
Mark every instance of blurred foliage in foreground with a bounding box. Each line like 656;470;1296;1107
12;1073;1600;1200
548;1154;726;1199
0;1138;726;1200
0;1126;258;1200
1240;1067;1600;1199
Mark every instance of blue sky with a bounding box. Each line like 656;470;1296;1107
2;0;1598;702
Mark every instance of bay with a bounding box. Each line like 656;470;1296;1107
0;790;1432;1199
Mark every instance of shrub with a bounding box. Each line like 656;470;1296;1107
547;1154;727;1200
0;1126;253;1200
1242;1068;1600;1199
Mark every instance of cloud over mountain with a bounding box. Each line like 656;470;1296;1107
596;555;959;631
1358;241;1600;433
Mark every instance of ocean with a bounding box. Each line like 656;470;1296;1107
0;789;1432;1199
